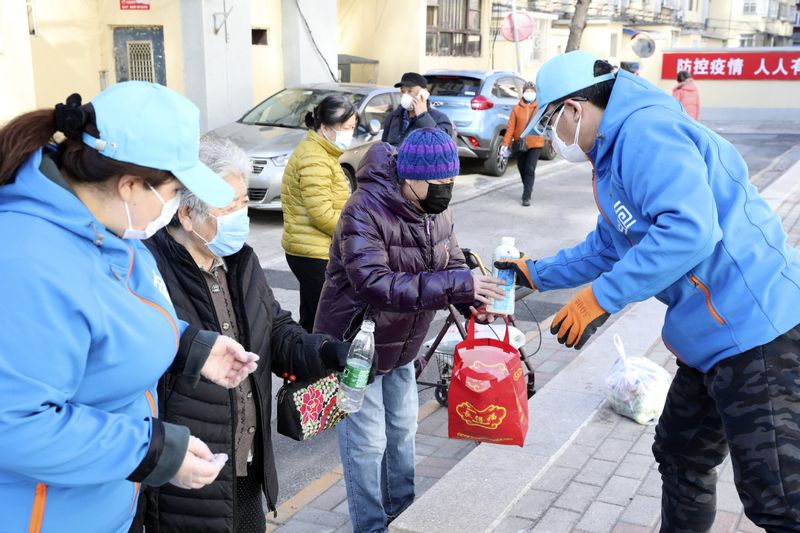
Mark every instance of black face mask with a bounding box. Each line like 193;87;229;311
419;182;454;214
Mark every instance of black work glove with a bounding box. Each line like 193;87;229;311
494;252;538;290
319;340;350;372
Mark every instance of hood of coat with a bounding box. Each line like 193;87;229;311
353;141;431;222
0;147;140;270
589;69;684;174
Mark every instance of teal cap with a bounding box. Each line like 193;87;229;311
523;51;615;137
82;81;234;208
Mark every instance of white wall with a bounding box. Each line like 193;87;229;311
282;0;338;86
0;0;38;122
182;0;254;132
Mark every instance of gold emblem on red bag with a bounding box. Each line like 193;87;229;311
513;368;523;381
455;401;507;430
469;360;509;377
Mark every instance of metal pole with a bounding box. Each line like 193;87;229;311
511;0;522;73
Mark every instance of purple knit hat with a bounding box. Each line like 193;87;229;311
397;128;460;180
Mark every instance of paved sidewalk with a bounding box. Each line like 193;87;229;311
268;321;578;532
495;341;766;533
269;157;800;533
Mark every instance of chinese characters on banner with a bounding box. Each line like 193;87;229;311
662;51;800;81
120;0;150;10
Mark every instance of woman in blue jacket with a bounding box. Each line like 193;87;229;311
497;51;800;531
0;82;258;532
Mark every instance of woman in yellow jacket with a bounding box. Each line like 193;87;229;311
281;95;357;331
501;82;545;206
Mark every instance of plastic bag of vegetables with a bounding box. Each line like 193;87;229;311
605;334;671;425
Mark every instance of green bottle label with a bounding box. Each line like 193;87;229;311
342;364;370;389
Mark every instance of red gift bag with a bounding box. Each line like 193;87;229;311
448;316;528;447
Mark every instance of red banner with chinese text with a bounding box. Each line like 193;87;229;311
662;51;800;81
120;0;150;10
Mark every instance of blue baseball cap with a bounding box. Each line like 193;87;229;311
522;51;615;137
82;81;233;208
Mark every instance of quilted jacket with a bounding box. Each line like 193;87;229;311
281;130;351;259
313;142;475;374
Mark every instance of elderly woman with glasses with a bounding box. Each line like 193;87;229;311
132;136;351;533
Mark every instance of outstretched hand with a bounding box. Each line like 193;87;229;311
201;335;259;388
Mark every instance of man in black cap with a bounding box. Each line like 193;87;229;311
382;72;454;146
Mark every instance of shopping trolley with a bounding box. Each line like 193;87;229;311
414;248;538;406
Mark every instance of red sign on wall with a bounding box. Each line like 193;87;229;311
662;51;800;81
120;0;150;10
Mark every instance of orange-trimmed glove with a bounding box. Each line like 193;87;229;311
494;253;537;290
550;285;609;349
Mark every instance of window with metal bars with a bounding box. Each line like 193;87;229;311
127;40;156;83
426;0;482;56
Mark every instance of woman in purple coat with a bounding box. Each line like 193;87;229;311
314;128;504;532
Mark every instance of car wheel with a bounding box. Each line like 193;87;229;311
539;139;556;161
341;164;357;192
483;136;509;177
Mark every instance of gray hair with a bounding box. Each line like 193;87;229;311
175;135;250;223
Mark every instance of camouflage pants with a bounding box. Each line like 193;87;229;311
653;325;800;533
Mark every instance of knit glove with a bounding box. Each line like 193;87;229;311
320;340;350;372
494;252;538;290
550;285;610;349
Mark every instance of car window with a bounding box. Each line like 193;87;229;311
492;77;520;100
514;78;526;95
240;89;364;128
425;76;482;97
362;93;394;129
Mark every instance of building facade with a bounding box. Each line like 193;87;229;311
1;0;336;131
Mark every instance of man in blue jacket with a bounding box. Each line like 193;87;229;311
497;51;800;531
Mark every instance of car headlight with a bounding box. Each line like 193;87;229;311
270;154;291;167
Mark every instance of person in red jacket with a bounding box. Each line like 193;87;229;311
672;70;700;120
500;82;546;206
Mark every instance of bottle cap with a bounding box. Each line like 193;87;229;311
501;236;515;248
361;319;376;333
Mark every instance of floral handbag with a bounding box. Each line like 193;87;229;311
276;372;348;441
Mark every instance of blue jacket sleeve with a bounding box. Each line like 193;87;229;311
591;112;722;313
531;215;620;290
0;260;153;485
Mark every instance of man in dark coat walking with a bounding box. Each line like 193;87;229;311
382;72;454;146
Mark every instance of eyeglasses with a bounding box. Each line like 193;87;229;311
532;97;587;137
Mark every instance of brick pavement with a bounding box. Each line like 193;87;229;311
495;341;767;533
269;321;575;532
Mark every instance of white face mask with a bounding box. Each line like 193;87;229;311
400;89;429;111
550;106;587;163
400;93;414;111
122;185;181;240
522;91;536;103
325;127;353;150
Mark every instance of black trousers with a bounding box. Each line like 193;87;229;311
285;254;328;332
516;147;541;202
235;461;267;533
653;324;800;532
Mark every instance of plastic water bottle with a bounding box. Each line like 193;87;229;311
337;319;376;413
486;236;519;315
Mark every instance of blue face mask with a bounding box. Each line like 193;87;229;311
195;207;250;257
